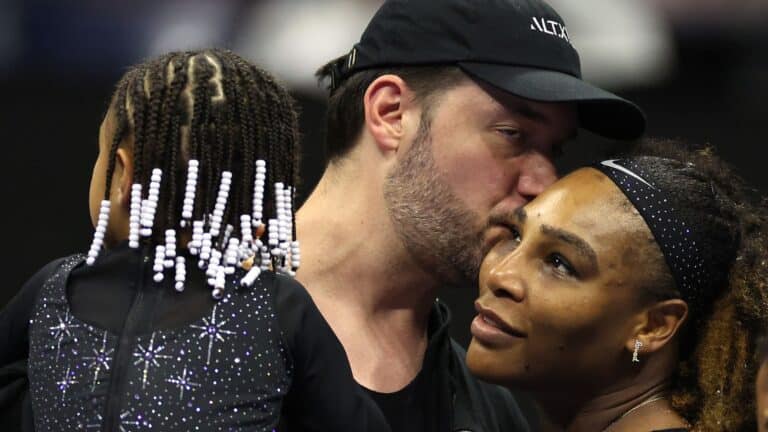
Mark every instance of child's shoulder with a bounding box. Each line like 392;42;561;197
268;271;311;301
24;254;85;289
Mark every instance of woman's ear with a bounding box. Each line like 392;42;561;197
362;74;413;155
115;147;134;210
626;299;689;355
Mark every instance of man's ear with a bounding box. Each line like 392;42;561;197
626;299;688;356
363;74;413;155
115;147;134;210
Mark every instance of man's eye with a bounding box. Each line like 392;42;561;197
497;128;521;140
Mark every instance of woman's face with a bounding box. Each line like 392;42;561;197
466;167;660;392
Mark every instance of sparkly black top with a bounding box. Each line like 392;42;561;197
4;243;389;431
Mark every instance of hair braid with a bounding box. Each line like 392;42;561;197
129;65;150;189
229;64;255;217
101;48;300;265
224;61;252;216
189;54;215;218
162;53;191;227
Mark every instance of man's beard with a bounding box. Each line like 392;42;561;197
383;115;484;287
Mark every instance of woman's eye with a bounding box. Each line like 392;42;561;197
547;253;578;278
509;226;522;244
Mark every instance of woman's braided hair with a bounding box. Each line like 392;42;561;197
626;139;768;431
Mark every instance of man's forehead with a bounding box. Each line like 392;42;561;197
465;78;577;127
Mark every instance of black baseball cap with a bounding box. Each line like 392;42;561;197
327;0;646;140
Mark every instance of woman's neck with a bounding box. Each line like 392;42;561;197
533;355;684;431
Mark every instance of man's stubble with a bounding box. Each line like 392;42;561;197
383;114;485;288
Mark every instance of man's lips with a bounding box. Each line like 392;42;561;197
471;301;527;345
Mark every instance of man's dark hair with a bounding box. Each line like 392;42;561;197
316;62;467;163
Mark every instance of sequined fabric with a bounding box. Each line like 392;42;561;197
28;254;292;431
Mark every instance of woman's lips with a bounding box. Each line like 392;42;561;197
471;302;527;346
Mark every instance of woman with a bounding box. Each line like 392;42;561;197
467;141;768;431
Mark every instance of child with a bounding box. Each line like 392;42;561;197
0;49;390;432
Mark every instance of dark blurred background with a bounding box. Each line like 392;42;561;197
2;0;767;348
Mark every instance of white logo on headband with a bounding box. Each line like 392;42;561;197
600;159;658;190
530;17;570;43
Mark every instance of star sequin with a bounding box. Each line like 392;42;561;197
165;366;201;399
190;305;236;364
119;410;140;432
85;413;102;429
49;311;80;358
56;365;78;401
133;332;172;388
82;331;114;391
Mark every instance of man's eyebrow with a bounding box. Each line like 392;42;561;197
504;101;578;145
506;102;549;125
540;224;598;269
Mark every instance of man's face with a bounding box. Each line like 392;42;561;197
384;79;578;287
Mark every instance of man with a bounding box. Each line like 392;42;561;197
291;0;645;431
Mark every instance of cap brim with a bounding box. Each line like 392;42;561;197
458;62;646;140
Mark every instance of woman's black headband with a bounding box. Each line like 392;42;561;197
593;158;717;307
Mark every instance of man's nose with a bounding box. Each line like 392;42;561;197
515;151;558;201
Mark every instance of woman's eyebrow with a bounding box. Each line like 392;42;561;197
540;224;598;269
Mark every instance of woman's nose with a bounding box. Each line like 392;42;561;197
485;253;527;303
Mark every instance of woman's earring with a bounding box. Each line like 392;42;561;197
632;339;643;363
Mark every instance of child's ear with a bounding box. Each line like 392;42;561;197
115;147;134;209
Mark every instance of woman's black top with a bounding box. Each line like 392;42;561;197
0;242;390;431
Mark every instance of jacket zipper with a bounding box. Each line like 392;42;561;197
102;249;149;431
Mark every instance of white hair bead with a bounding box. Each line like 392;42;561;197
225;238;239;266
140;169;163;238
206;249;222;278
240;215;253;243
240;266;261;287
199;232;212;262
129;184;142;248
252;160;267;224
209;172;231;238
165;229;176;260
86;200;111;265
174;256;186;292
211;267;226;299
189;220;204;255
153;245;166;282
260;246;271;271
268;219;279;247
